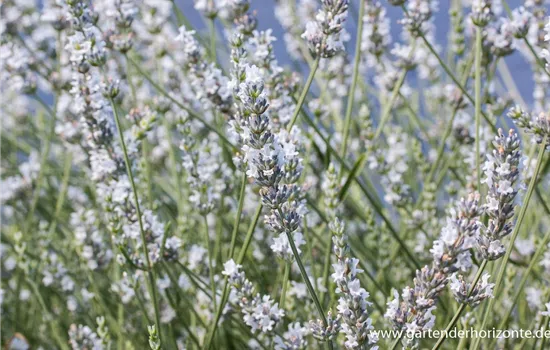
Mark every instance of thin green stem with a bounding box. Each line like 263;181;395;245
25;94;58;233
203;215;217;310
108;97;162;343
209;18;217;62
319;226;333;305
228;173;247;259
524;39;550;78
287;55;320;131
340;0;365;159
279;262;291;309
492;196;550;343
474;26;482;192
471;137;548;350
374;69;408;140
237;205;263;263
279;210;332;349
539;315;550;350
47;153;72;237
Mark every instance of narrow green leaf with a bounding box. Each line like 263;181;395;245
338;153;368;201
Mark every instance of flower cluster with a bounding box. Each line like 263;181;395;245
175;27;232;115
329;218;379;349
509;106;550;149
399;0;438;36
477;129;522;260
223;259;285;333
470;0;495;27
361;0;392;65
302;0;350;57
449;273;495;307
229;62;307;260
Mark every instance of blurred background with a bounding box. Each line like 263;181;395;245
180;0;535;104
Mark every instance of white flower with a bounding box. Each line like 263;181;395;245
449;274;461;294
526;287;542;310
157;275;171;290
515;239;535;256
497;179;513;194
331;261;347;283
302;21;323;43
478;273;495;299
187;245;207;270
270;232;305;260
274;322;308;350
288;281;308;299
65;32;92;63
222;259;242;277
488;240;506;257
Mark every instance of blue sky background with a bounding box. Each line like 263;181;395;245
179;0;536;105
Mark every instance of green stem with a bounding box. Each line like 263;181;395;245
108;97;162;343
47;153;72;237
492;195;550;344
209;18;217;62
373;69;408;140
203;215;217;310
539;315;550;350
287;55;320;131
471;137;548;350
319;226;333;305
27;278;70;350
474;26;482;192
280;209;332;349
228;173;247;259
280;262;291;309
524;39;550;78
431;259;488;350
25;94;57;233
340;0;365;159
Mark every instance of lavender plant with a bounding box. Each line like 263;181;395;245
1;0;550;349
